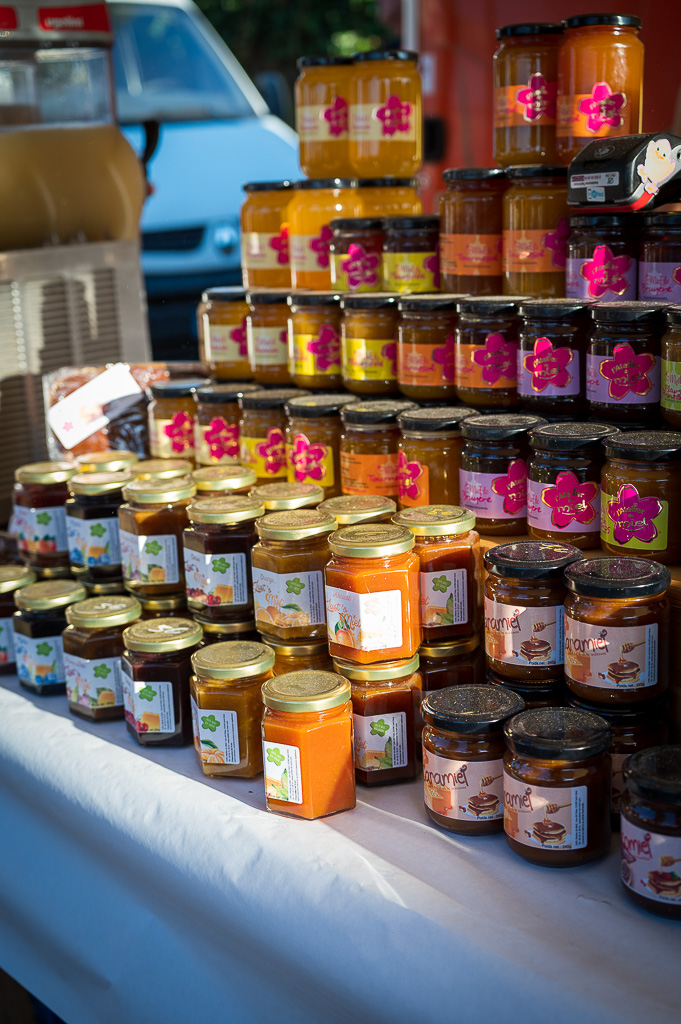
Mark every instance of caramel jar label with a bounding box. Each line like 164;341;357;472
253;566;326;629
65;653;123;709
517;337;580;397
639;262;681;303
440;233;503;277
263;740;302;803
621;819;681;905
504;775;587;851
120;530;181;586
15;633;64;689
325;584;403;652
342;337;397;381
240;429;287;479
557;85;631;139
151;414;196;458
191;697;240;766
601;485;668;552
503;223;570;274
586;347;660;405
494;77;558;127
0;618;15;666
384;251;439;292
398;335;455;387
196;416;240;464
242;230;289;269
460;461;527;520
246;324;288;368
290;231;332;273
184;547;249;608
566;249;636;300
424;752;504;821
565;619;658;692
66;513;121;568
354;712;408;771
297;100;349;140
455;336;517;390
349;99;417;142
420;570;468;631
13;505;68;556
287;432;334;488
662;359;681;412
122;664;175;735
398;450;429;506
340;451;399;496
527;472;600;534
291;328;341;377
204;320;249;364
331;245;382;292
484;598;564;667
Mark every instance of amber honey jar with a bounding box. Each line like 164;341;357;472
183;495;264;622
317;494;396;527
240;180;292;290
239;388;302;484
133;459;192;480
424;684;525;836
662;307;681;428
397;294;460;401
440;168;507;295
356;177;421;217
245;292;291;387
138;594;187;619
455;296;522;408
503;706;611;866
13;461;77;572
118;476;196;598
398;406;472;508
75;450;139;474
503;166;569;298
196;616;258;644
340;399;415;498
190;640;275;778
349;50;422;178
383;216;440;293
251;509;336;641
148;378;209;462
249;482;324;512
566;215;638;302
65;471;132;583
287;292;342;390
285;392;356;499
200;288;252;381
14;579;87;695
63;594;141;722
340;293;398;397
640;215;681;305
0;565;35;674
295;56;353;177
330;217;385;293
288;178;360;291
517;298;591;416
192;465;257;498
194;382;261;466
260;635;334;676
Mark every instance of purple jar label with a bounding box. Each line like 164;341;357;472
586;346;660;405
459;461;527;520
517;337;580;397
566;247;637;300
527;472;600;533
638;261;681;302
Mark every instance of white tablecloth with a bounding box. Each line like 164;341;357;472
0;675;678;1024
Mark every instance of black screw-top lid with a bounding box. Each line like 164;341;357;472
356;178;418;188
667;305;681;327
150;377;211;399
568;214;637;230
384;215;440;231
496;22;563;38
353;49;418;62
286;393;357;418
330;217;385;232
288;292;341;307
565;557;670;599
504;707;611;761
642;213;681;228
204;286;246;302
340;293;397;310
342;399;416;425
398;406;475;433
443;167;508;182
603;429;681;462
530;421;620;451
246;291;290;305
623;746;681;806
398;293;463;312
243;181;292;193
591;301;669;323
196;383;261;404
506;165;568;179
484;540;583;580
293;178;357;190
423;684;525;734
563;13;641;29
519;297;592;318
296;55;353;68
462;413;546;440
457;295;523;315
240;388;305;410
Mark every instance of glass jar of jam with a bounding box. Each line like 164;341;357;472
440;168;507;295
503;166;570;298
621;746;681;919
557;14;644;165
601;431;681;564
245;292;291;387
201;287;252;380
261;670;355;819
148;378;209;462
138;594;187;619
349;50;422;177
340;399;415;498
13;461;77;572
118;476;196;598
490;673;568;710
122;617;202;747
190;640;274;777
194;382;261;467
330;217;385;293
397;294;460;400
424;684;525;835
240;180;292;290
66;471;132;583
484;540;583;685
286;393;357;499
564;557;670;705
503;706;612;866
460;413;545;535
419;638;485;699
455;296;522;407
356;177;421;217
639;215;681;304
133;459;192;480
260;635;334;676
317;494;396;527
333;654;421;786
63;594;141;722
295;56;353;178
183;495;264;622
325;523;421;665
14;579;87;694
196;616;258;644
287;293;342;390
75;450;139;474
249;482;324;512
394;505;480;643
288;179;360;291
192;465;257;498
398;406;472;508
383;216;440;293
517;298;592;416
251;509;336;641
662;307;681;428
0;565;35;674
566;215;638;301
340;293;399;396
239;388;302;484
527;421;618;549
493;24;562;167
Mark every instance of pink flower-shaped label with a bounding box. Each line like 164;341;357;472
310;224;333;269
516;73;557;123
307;324;340;372
580;245;633;299
542;217;571;269
423;252;441;289
269;225;289;266
382;341;397;376
432;333;455;382
607;483;664;546
579;81;627;133
290;433;329;483
255;427;286;476
599;342;655;401
472;333;517;386
541;471;599;529
376;94;411;137
230;318;248;359
340;243;381;290
398;449;426;503
203;416;239;460
163;411;194;454
323;95;348;137
491;459;527;517
673;266;681;287
523;337;574;393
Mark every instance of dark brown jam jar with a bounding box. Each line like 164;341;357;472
455;296;523;409
66;471;132;583
566;215;638;301
13;461;77;572
383;215;440;293
14;579;87;695
639;213;681;303
440;167;506;296
330;217;385;293
517;298;592;417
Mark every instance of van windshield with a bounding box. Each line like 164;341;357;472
110;2;256;123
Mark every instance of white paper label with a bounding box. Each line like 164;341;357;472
263;740;303;803
13;505;68;555
504;775;587;851
66;514;120;568
65;653;123;708
424;752;505;821
120;529;180;586
15;632;65;688
621;819;681;905
184;547;249;608
353;712;408;771
253;566;326;630
191;697;240;765
122;660;176;735
325;585;403;652
420;569;468;629
47;363;142;449
0;617;15;665
570;171;620;188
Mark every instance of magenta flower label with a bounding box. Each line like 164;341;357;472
230;319;248;359
306;324;340;372
472;333;517;386
579;81;628;133
376;94;412;137
423;251;441;289
639;261;681;302
309;224;333;270
460;469;513;520
519;337;577;396
323;95;349;136
203;416;239;461
585;342;659;404
289;432;331;485
398;450;428;506
604;483;667;550
269;226;290;266
253;427;286;477
162;411;194;454
338;243;381;290
492;459;528;517
528;471;600;532
542;217;571;269
516;73;557;122
577;245;635;299
432;332;455;382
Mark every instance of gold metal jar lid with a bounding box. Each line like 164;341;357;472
318;494;396;525
75;450;139;473
187;495;265;524
419;637;480;659
16;579;87;611
329;523;414;558
262;670;350;712
136;593;187;613
393;505;476;537
192;465;257;492
258;633;330;657
81;579;127;596
70;471;134;495
122;476;196;503
123;616;203;652
332;654;419;681
194;616;257;635
15;461;77;484
249;482;325;510
192;640;275;679
133;458;193;479
66;595;142;629
256;509;337;541
0;565;36;594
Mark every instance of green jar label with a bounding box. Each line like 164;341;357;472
661;358;681;411
601;486;668;551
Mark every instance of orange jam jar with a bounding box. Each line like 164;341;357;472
245;292;291;386
194;382;261;467
250;482;324;512
394;505;481;644
557;14;644;165
318;494;396;527
200;288;252;380
239;388;302;484
397;406;472;508
118;476;196;598
75;450;139;474
340;293;398;396
133;459;192;480
192;465;257;498
240;180;292;290
251;509;336;641
330;217;385;293
340;399;415;498
261;670;355;819
349;50;422;177
503;166;570;298
287;293;342;390
295;56;353;178
259;634;334;676
455;295;522;407
383;216;440;293
285;393;357;499
190;640;274;778
356;177;421;217
440;168;507;295
325;522;421;664
148;378;209;463
13;461;77;572
288;179;360;291
493;23;563;167
397;294;460;400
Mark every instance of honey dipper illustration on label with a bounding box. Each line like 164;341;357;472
518;620;554;663
602;639;644;686
466;773;502;818
527;801;571;846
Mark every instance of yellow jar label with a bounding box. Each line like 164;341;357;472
350;99;417;142
194;416;240;464
661;358;681;411
290;231;331;273
383;251;440;292
601;487;668;551
241;230;289;270
342;336;397;381
331;245;382;292
246;323;288;368
287;432;334;487
240;430;287;478
150;415;196;458
204;321;248;364
297;101;349;140
291;330;341;377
